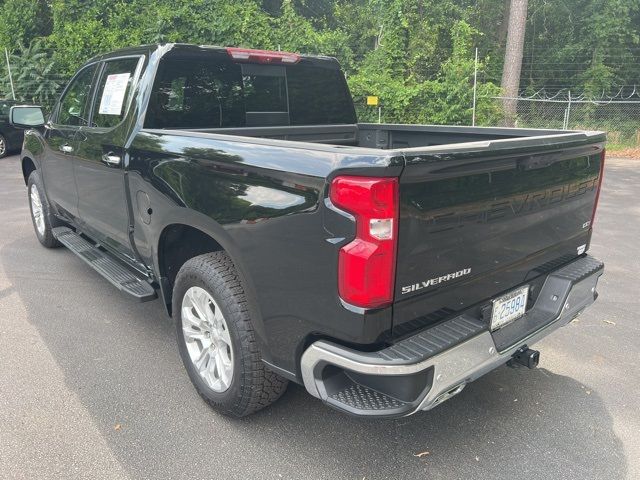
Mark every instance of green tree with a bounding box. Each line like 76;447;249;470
1;0;638;118
348;18;499;125
0;40;62;108
0;0;51;52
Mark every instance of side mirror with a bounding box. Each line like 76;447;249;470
9;105;45;129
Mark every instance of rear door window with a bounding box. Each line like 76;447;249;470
145;57;245;129
90;57;142;128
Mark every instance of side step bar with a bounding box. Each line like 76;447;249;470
52;227;157;302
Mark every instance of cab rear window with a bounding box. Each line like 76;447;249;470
287;65;355;125
144;55;356;129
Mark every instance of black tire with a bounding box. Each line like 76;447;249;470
27;170;62;248
0;134;7;158
173;251;288;417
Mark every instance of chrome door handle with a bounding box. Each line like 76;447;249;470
101;153;121;166
60;144;74;153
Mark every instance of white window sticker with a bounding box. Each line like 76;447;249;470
98;73;131;115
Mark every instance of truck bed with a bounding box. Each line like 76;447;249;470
172;122;584;149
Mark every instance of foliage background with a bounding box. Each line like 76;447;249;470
0;0;639;126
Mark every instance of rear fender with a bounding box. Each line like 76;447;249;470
152;209;270;362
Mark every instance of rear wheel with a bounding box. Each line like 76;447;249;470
27;171;61;248
0;134;7;158
173;251;288;417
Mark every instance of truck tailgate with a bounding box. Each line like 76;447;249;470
393;135;605;335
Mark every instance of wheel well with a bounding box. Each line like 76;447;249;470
158;224;223;313
22;157;36;185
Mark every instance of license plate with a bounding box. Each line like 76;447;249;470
491;286;529;331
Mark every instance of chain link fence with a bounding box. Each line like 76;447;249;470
479;97;640;149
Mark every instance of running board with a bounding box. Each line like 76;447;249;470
52;227;157;302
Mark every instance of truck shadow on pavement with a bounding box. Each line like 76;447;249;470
1;235;627;480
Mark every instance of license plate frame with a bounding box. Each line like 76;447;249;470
490;285;529;331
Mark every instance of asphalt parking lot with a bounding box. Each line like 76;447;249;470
0;154;638;480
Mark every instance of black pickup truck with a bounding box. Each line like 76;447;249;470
11;44;605;418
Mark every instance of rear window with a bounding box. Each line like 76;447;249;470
242;65;288;113
144;55;356;129
287;65;355;125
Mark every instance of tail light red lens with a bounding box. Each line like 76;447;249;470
330;176;399;309
591;149;605;227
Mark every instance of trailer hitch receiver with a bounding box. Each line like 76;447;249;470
508;346;540;369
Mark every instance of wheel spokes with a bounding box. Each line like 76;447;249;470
30;187;45;234
181;286;234;393
216;323;232;349
214;350;231;389
187;289;209;323
182;304;206;331
193;348;210;374
182;324;207;344
30;194;41;209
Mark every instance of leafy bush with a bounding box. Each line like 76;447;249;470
349;21;500;125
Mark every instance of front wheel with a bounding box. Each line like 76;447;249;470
173;251;288;417
27;171;62;248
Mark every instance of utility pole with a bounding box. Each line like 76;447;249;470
5;48;16;101
501;0;528;127
472;47;478;126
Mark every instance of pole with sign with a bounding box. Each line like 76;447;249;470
367;95;380;123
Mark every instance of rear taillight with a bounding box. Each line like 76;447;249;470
226;47;300;64
591;149;605;227
330;176;399;309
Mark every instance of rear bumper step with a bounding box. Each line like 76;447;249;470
52;227;157;302
300;255;603;417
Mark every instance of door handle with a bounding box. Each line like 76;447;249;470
101;153;121;167
60;144;74;153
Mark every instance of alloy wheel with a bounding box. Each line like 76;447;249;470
30;184;45;236
181;286;234;392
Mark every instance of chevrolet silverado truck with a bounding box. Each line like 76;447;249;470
11;44;605;418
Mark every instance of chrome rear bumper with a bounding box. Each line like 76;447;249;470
300;255;604;417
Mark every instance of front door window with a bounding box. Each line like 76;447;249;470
57;65;97;126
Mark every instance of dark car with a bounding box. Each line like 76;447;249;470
11;44;605;418
0;99;26;157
